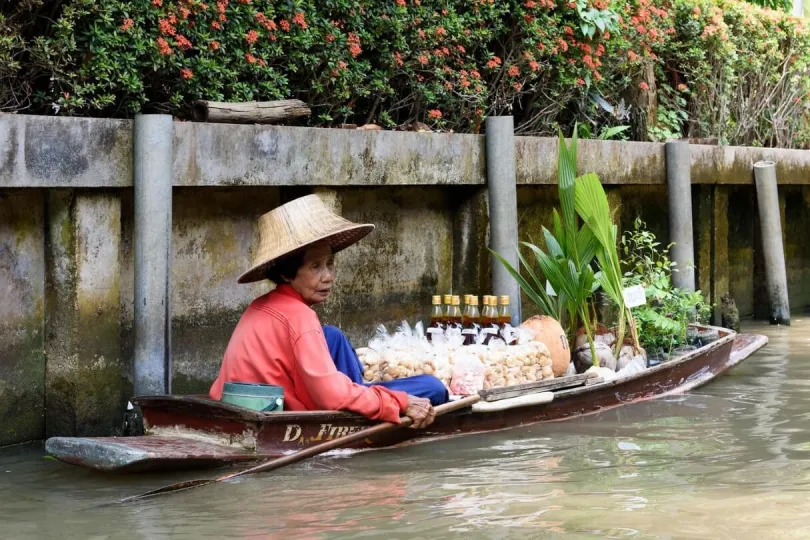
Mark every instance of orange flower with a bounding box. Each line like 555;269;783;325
280;19;290;31
121;18;134;31
470;69;481;79
152;0;162;6
396;0;406;5
576;78;585;86
428;109;442;119
513;82;522;91
639;81;649;90
325;33;335;42
180;68;193;79
175;34;192;50
418;55;429;65
445;81;453;90
525;0;537;7
507;65;520;77
677;83;687;91
209;40;220;50
529;60;540;71
347;33;362;57
157;37;172;55
563;25;574;35
245;52;257;64
211;20;221;30
436;27;447;37
292;12;307;28
159;19;176;35
179;7;191;18
628;50;638;61
246;30;259;43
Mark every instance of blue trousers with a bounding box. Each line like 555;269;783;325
323;325;449;406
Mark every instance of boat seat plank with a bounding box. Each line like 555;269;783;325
472;392;554;413
478;372;598;402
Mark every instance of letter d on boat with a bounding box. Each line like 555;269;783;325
283;424;302;442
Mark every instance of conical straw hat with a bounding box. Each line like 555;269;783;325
238;194;374;284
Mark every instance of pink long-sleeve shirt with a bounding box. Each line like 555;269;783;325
209;284;408;423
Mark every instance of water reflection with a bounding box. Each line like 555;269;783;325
1;320;809;539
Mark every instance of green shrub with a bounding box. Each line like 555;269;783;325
2;0;809;146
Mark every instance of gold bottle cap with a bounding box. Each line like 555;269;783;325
464;294;471;304
452;295;460;305
443;294;452;304
432;295;441;304
500;295;510;305
471;295;479;306
485;295;494;306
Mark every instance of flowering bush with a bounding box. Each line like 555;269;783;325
3;0;809;146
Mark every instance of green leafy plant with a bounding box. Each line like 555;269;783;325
621;218;711;354
575;173;641;355
494;127;602;364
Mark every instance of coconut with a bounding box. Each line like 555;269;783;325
521;315;571;376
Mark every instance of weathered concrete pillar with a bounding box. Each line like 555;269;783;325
45;190;123;437
665;141;695;292
133;114;173;395
452;188;490;297
753;161;790;325
0;192;45;445
711;186;729;326
485;116;521;326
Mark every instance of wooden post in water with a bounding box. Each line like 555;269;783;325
133;114;173;395
485;116;521;327
753;161;790;325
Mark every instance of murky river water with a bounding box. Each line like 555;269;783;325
2;320;810;539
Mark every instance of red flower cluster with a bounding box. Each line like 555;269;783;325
292;12;307;29
175;35;192;50
255;12;277;32
245;30;259;43
159;19;176;36
347;32;362;58
428;109;442;119
157;37;172;55
180;68;194;79
121;18;134;31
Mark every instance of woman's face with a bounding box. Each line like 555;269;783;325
287;242;336;305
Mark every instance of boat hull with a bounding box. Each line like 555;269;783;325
45;329;767;472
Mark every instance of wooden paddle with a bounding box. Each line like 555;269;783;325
117;394;481;504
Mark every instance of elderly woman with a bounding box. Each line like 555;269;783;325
210;195;449;428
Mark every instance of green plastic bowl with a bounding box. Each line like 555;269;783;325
221;382;284;412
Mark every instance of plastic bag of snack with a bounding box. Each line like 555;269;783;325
449;349;486;395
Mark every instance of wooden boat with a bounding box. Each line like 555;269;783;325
46;327;767;473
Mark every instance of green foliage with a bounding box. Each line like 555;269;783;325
574;172;640;354
2;0;809;146
621;218;712;354
493;128;602;364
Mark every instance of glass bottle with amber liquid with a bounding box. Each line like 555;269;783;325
462;295;481;345
499;295;516;345
481;296;499;344
447;295;463;330
427;295;444;342
443;294;453;323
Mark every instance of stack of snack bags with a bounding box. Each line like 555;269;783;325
356;321;554;396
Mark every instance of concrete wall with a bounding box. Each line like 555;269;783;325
1;113;809;444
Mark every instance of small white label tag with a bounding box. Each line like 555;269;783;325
546;280;557;297
623;285;646;308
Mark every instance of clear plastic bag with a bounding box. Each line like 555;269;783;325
449;350;486;395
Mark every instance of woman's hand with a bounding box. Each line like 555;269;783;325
404;395;436;429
